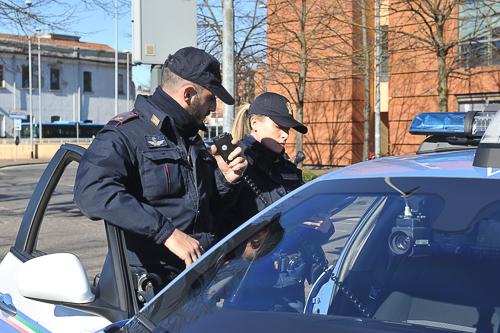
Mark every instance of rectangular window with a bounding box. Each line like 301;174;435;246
50;67;60;90
380;25;389;82
22;65;29;88
118;73;124;94
83;71;92;92
21;64;39;89
458;99;500;112
492;27;500;66
0;65;4;88
459;1;500;68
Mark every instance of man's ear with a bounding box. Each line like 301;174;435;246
183;86;197;105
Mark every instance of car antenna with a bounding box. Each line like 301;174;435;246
384;177;419;218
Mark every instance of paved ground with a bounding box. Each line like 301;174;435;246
0;159;50;169
0;162;108;282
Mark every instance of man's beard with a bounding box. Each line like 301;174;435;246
188;95;207;126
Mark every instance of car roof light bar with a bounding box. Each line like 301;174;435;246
410;110;498;138
472;111;496;137
409;112;466;136
473;104;500;168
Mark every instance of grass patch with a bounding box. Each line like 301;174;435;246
302;168;337;182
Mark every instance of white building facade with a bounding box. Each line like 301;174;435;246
0;33;133;138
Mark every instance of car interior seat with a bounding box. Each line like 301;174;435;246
373;216;500;333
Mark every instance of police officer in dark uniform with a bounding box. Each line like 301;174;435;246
220;92;333;312
220;92;310;235
74;47;247;291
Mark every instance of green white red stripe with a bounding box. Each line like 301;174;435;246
0;310;51;333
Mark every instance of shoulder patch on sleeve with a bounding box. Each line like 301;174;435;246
107;111;139;127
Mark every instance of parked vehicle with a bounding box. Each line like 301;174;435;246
1;108;500;333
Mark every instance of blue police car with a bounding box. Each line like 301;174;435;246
1;108;500;333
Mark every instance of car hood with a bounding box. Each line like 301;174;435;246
175;309;456;333
320;149;500;180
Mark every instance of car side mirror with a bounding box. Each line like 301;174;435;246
294;151;305;165
17;253;95;304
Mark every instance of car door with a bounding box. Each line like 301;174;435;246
0;144;138;333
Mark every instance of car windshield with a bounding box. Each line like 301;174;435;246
126;177;500;333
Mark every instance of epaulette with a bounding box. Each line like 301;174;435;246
107;111;139;127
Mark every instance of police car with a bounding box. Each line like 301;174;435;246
1;108;500;333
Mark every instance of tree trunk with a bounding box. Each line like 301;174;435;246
361;0;371;160
296;0;307;166
437;53;449;113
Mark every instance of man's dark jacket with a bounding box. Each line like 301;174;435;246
74;87;237;275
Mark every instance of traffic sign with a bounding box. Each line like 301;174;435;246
14;119;21;131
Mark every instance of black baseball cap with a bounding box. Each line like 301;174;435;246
165;47;235;105
248;92;308;134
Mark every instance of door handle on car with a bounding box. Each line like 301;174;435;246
0;293;17;316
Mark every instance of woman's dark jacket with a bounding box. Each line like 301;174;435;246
217;134;303;237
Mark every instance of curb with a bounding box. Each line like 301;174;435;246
0;161;49;169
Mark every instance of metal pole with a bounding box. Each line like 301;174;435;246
126;51;130;110
28;37;33;158
222;0;235;133
13;81;16;112
114;0;119;116
37;31;42;141
374;0;381;158
77;86;80;143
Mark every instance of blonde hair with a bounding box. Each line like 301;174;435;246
231;103;266;141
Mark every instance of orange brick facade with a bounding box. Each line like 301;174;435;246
262;0;500;166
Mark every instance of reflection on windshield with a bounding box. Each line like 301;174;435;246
134;178;500;333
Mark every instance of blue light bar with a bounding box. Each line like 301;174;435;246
409;113;466;135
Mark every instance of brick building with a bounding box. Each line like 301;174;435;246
262;0;499;166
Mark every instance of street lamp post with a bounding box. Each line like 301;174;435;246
114;0;118;116
126;51;130;110
36;27;42;141
28;36;33;157
26;0;33;158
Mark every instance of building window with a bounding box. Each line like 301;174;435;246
458;96;500;112
380;25;389;82
83;71;92;92
459;1;500;68
0;65;4;88
118;73;124;94
22;65;29;88
50;67;60;90
21;65;38;88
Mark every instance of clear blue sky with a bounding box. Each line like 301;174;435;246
68;3;151;88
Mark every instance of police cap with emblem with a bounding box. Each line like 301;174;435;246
165;47;235;105
248;92;308;134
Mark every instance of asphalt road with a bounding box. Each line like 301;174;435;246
0;164;46;259
0;163;108;281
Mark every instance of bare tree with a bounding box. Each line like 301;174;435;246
388;0;499;112
0;0;129;35
361;0;371;160
197;0;267;104
265;0;342;161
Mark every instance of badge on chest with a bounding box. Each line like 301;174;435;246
146;135;168;148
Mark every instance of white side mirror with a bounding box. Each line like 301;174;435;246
17;253;95;304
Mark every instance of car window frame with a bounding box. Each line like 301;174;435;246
9;143;138;322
